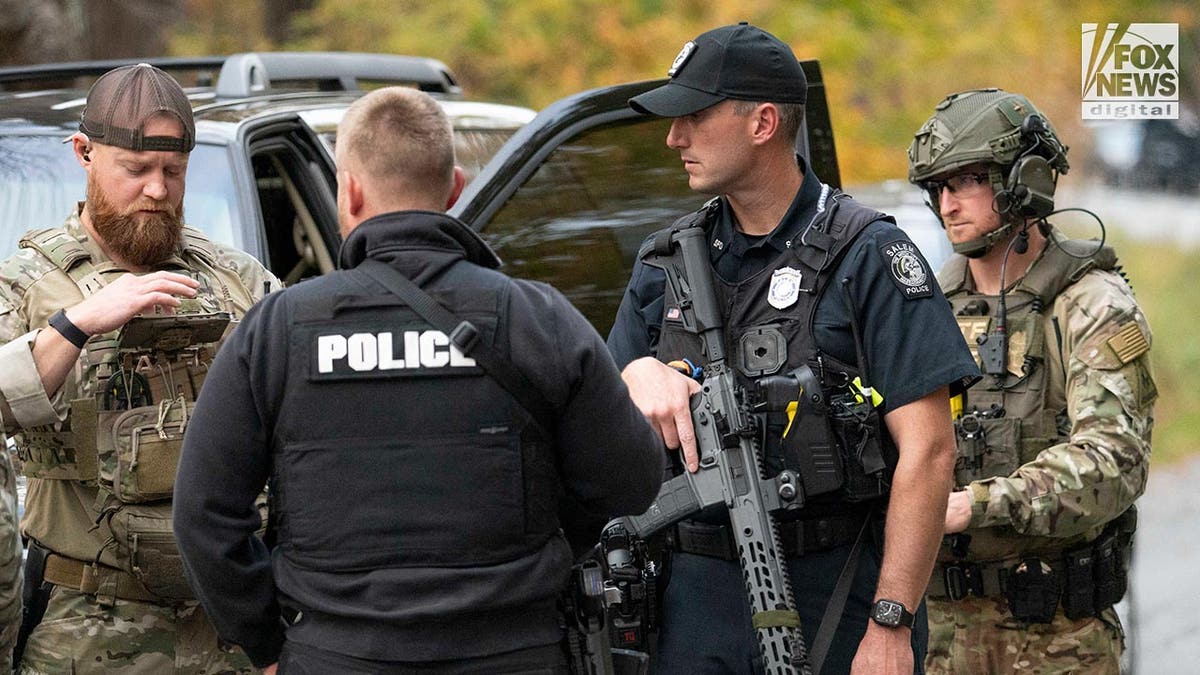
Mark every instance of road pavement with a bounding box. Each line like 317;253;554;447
1128;453;1200;674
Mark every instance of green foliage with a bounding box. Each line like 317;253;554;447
1105;234;1200;465
168;0;1197;184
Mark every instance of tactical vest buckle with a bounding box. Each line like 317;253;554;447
943;562;984;600
449;320;480;355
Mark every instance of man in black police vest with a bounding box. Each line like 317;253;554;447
608;23;980;673
173;86;664;674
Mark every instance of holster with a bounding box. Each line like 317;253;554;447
14;542;53;667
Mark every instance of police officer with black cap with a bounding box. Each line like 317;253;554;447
609;23;980;674
173;86;664;674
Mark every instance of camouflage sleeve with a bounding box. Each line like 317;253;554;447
970;269;1155;537
0;273;62;434
0;439;22;668
216;244;284;301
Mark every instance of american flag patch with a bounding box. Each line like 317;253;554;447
1107;321;1149;364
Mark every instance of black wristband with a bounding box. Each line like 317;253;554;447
48;309;90;349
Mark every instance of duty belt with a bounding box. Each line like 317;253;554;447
929;559;1013;600
673;513;866;561
42;552;160;604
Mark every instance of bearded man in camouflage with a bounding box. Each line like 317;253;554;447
908;88;1154;673
0;64;278;673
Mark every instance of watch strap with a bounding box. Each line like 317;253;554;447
48;309;90;349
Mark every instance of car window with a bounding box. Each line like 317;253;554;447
456;129;522;186
248;130;338;284
0;135;86;253
183;144;241;250
480;117;700;336
0;136;242;259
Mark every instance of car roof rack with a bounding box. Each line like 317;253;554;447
215;52;462;99
0;56;225;89
0;52;463;99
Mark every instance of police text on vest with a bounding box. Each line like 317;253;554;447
317;331;476;373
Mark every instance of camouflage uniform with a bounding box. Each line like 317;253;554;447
925;228;1155;674
0;207;278;674
1;436;21;672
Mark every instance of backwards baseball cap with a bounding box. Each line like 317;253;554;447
79;63;195;152
629;22;807;117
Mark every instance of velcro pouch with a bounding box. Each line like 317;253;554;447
101;493;269;602
102;400;192;503
1005;557;1061;623
104;501;193;600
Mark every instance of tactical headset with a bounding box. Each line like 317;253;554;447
907;89;1070;258
993;113;1068;222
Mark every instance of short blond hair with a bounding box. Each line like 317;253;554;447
337;87;455;202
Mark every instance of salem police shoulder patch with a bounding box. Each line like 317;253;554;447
878;239;933;300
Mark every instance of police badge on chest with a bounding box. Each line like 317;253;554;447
768;267;803;310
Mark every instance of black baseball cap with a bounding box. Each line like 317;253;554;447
629;22;807;117
79;63;195;152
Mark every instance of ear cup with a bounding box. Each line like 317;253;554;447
1007;155;1056;218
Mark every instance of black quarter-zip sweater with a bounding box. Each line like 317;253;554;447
174;211;663;666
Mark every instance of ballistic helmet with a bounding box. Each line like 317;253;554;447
908;89;1070;257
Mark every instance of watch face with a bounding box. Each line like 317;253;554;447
875;601;902;625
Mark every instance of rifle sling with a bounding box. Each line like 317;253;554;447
357;259;556;436
808;516;870;674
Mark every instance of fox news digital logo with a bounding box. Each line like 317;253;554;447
1082;23;1178;120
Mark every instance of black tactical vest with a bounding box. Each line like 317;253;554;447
651;192;898;508
939;233;1119;486
272;263;560;573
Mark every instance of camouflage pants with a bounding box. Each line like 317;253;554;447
1;448;22;673
17;586;259;674
925;595;1123;674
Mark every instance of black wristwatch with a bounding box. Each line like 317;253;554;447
870;599;915;629
48;309;90;349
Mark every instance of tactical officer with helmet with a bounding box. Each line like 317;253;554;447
0;64;278;673
908;88;1155;673
173;86;664;674
609;23;980;674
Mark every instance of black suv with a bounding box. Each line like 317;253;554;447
0;52;844;335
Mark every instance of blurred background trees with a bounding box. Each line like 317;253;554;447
0;0;1193;183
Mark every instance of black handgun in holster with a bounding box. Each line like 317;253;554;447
562;542;654;675
14;541;53;667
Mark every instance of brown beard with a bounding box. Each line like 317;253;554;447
86;175;185;268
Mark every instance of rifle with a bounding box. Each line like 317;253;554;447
609;224;818;674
